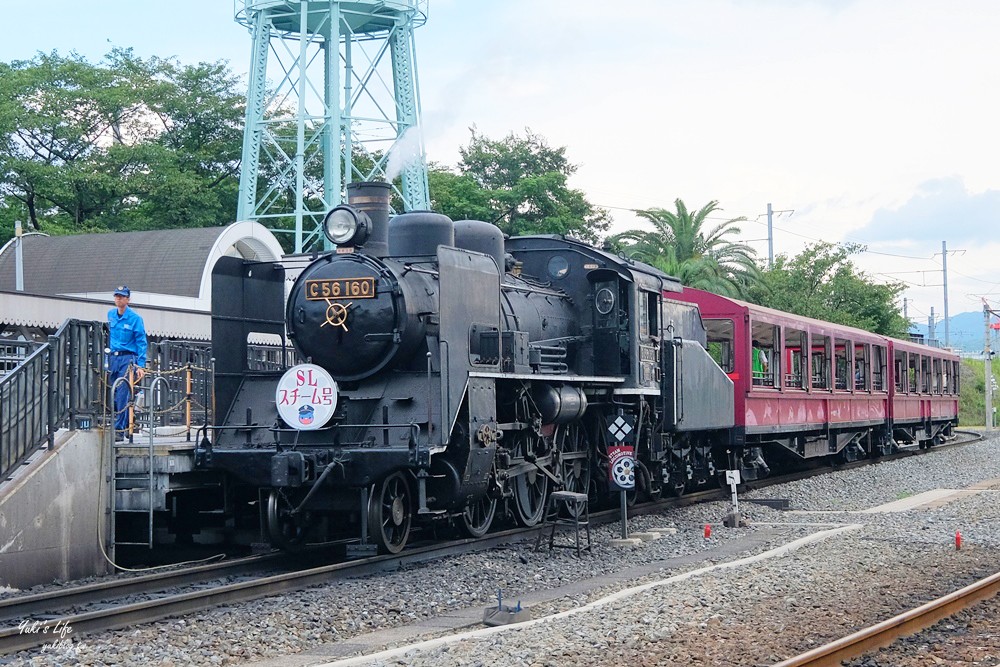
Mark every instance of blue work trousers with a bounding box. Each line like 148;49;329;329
108;353;138;433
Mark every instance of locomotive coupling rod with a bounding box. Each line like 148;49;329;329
534;461;563;488
530;459;562;488
505;454;554;479
503;456;562;486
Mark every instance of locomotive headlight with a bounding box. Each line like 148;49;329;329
323;206;370;246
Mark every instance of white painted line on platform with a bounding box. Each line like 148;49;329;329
784;488;989;514
860;488;970;513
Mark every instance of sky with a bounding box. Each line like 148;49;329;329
2;0;998;344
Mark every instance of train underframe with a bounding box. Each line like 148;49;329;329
199;386;959;555
199;384;705;554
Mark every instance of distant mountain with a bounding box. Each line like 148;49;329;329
909;310;996;354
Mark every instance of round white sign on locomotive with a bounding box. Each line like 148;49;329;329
275;363;339;430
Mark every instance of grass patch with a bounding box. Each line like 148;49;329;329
959;358;999;427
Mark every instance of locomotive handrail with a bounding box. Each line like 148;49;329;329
530;335;589;346
501;282;571;298
266;421;422;438
201;420;424;446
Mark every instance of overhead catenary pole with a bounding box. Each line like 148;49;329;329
986;303;994;431
942;241;950;349
767;203;773;270
929;307;936;345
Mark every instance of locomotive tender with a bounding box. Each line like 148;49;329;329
198;182;958;554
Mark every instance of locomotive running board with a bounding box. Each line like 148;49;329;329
468;371;624;383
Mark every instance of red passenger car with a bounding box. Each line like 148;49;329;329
887;338;960;447
674;288;959;478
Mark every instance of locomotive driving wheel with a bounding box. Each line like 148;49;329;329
266;489;310;551
460;495;497;538
556;422;591;518
511;432;549;526
368;472;413;554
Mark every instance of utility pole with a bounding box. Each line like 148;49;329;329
942;241;950;348
14;220;24;292
767;203;773;270
928;307;936;345
986;303;994;431
763;203;793;270
903;297;909;331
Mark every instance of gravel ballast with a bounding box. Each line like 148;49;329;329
5;432;1000;667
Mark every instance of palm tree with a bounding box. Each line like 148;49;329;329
609;199;760;298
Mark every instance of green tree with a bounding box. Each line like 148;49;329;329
430;128;610;243
428;165;493;222
746;242;909;337
0;49;245;244
608;199;759;298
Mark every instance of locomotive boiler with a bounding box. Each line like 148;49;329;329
199;181;736;554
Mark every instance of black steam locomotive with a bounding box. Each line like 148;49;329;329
199;182;733;553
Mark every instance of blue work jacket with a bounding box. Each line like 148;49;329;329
108;306;148;368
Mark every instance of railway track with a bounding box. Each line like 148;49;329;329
0;497;709;657
774;569;1000;666
0;429;982;656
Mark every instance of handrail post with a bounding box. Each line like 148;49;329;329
146;375;169;549
185;363;192;442
46;334;57;450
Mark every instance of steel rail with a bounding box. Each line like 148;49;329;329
0;526;554;655
0;552;287;624
0;488;728;657
773;570;1000;667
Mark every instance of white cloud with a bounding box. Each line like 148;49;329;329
2;0;998;318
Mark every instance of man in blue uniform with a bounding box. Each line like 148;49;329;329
108;285;147;440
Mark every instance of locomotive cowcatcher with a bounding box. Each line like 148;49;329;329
196;182;735;554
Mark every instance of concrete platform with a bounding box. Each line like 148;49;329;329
0;429;111;589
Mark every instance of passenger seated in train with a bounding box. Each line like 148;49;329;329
752;343;772;386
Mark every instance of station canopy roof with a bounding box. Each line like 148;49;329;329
0;223;285;339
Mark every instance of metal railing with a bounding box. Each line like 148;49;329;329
0;319;103;481
0;340;41;377
1;323;296;480
147;340;298;430
150;340;215;430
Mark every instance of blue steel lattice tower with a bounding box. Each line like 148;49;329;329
236;1;430;253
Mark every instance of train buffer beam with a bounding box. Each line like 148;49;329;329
745;498;791;510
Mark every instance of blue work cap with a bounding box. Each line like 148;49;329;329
114;285;131;297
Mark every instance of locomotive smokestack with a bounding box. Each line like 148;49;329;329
347;181;391;258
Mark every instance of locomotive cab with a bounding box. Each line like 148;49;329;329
589;269;632;377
